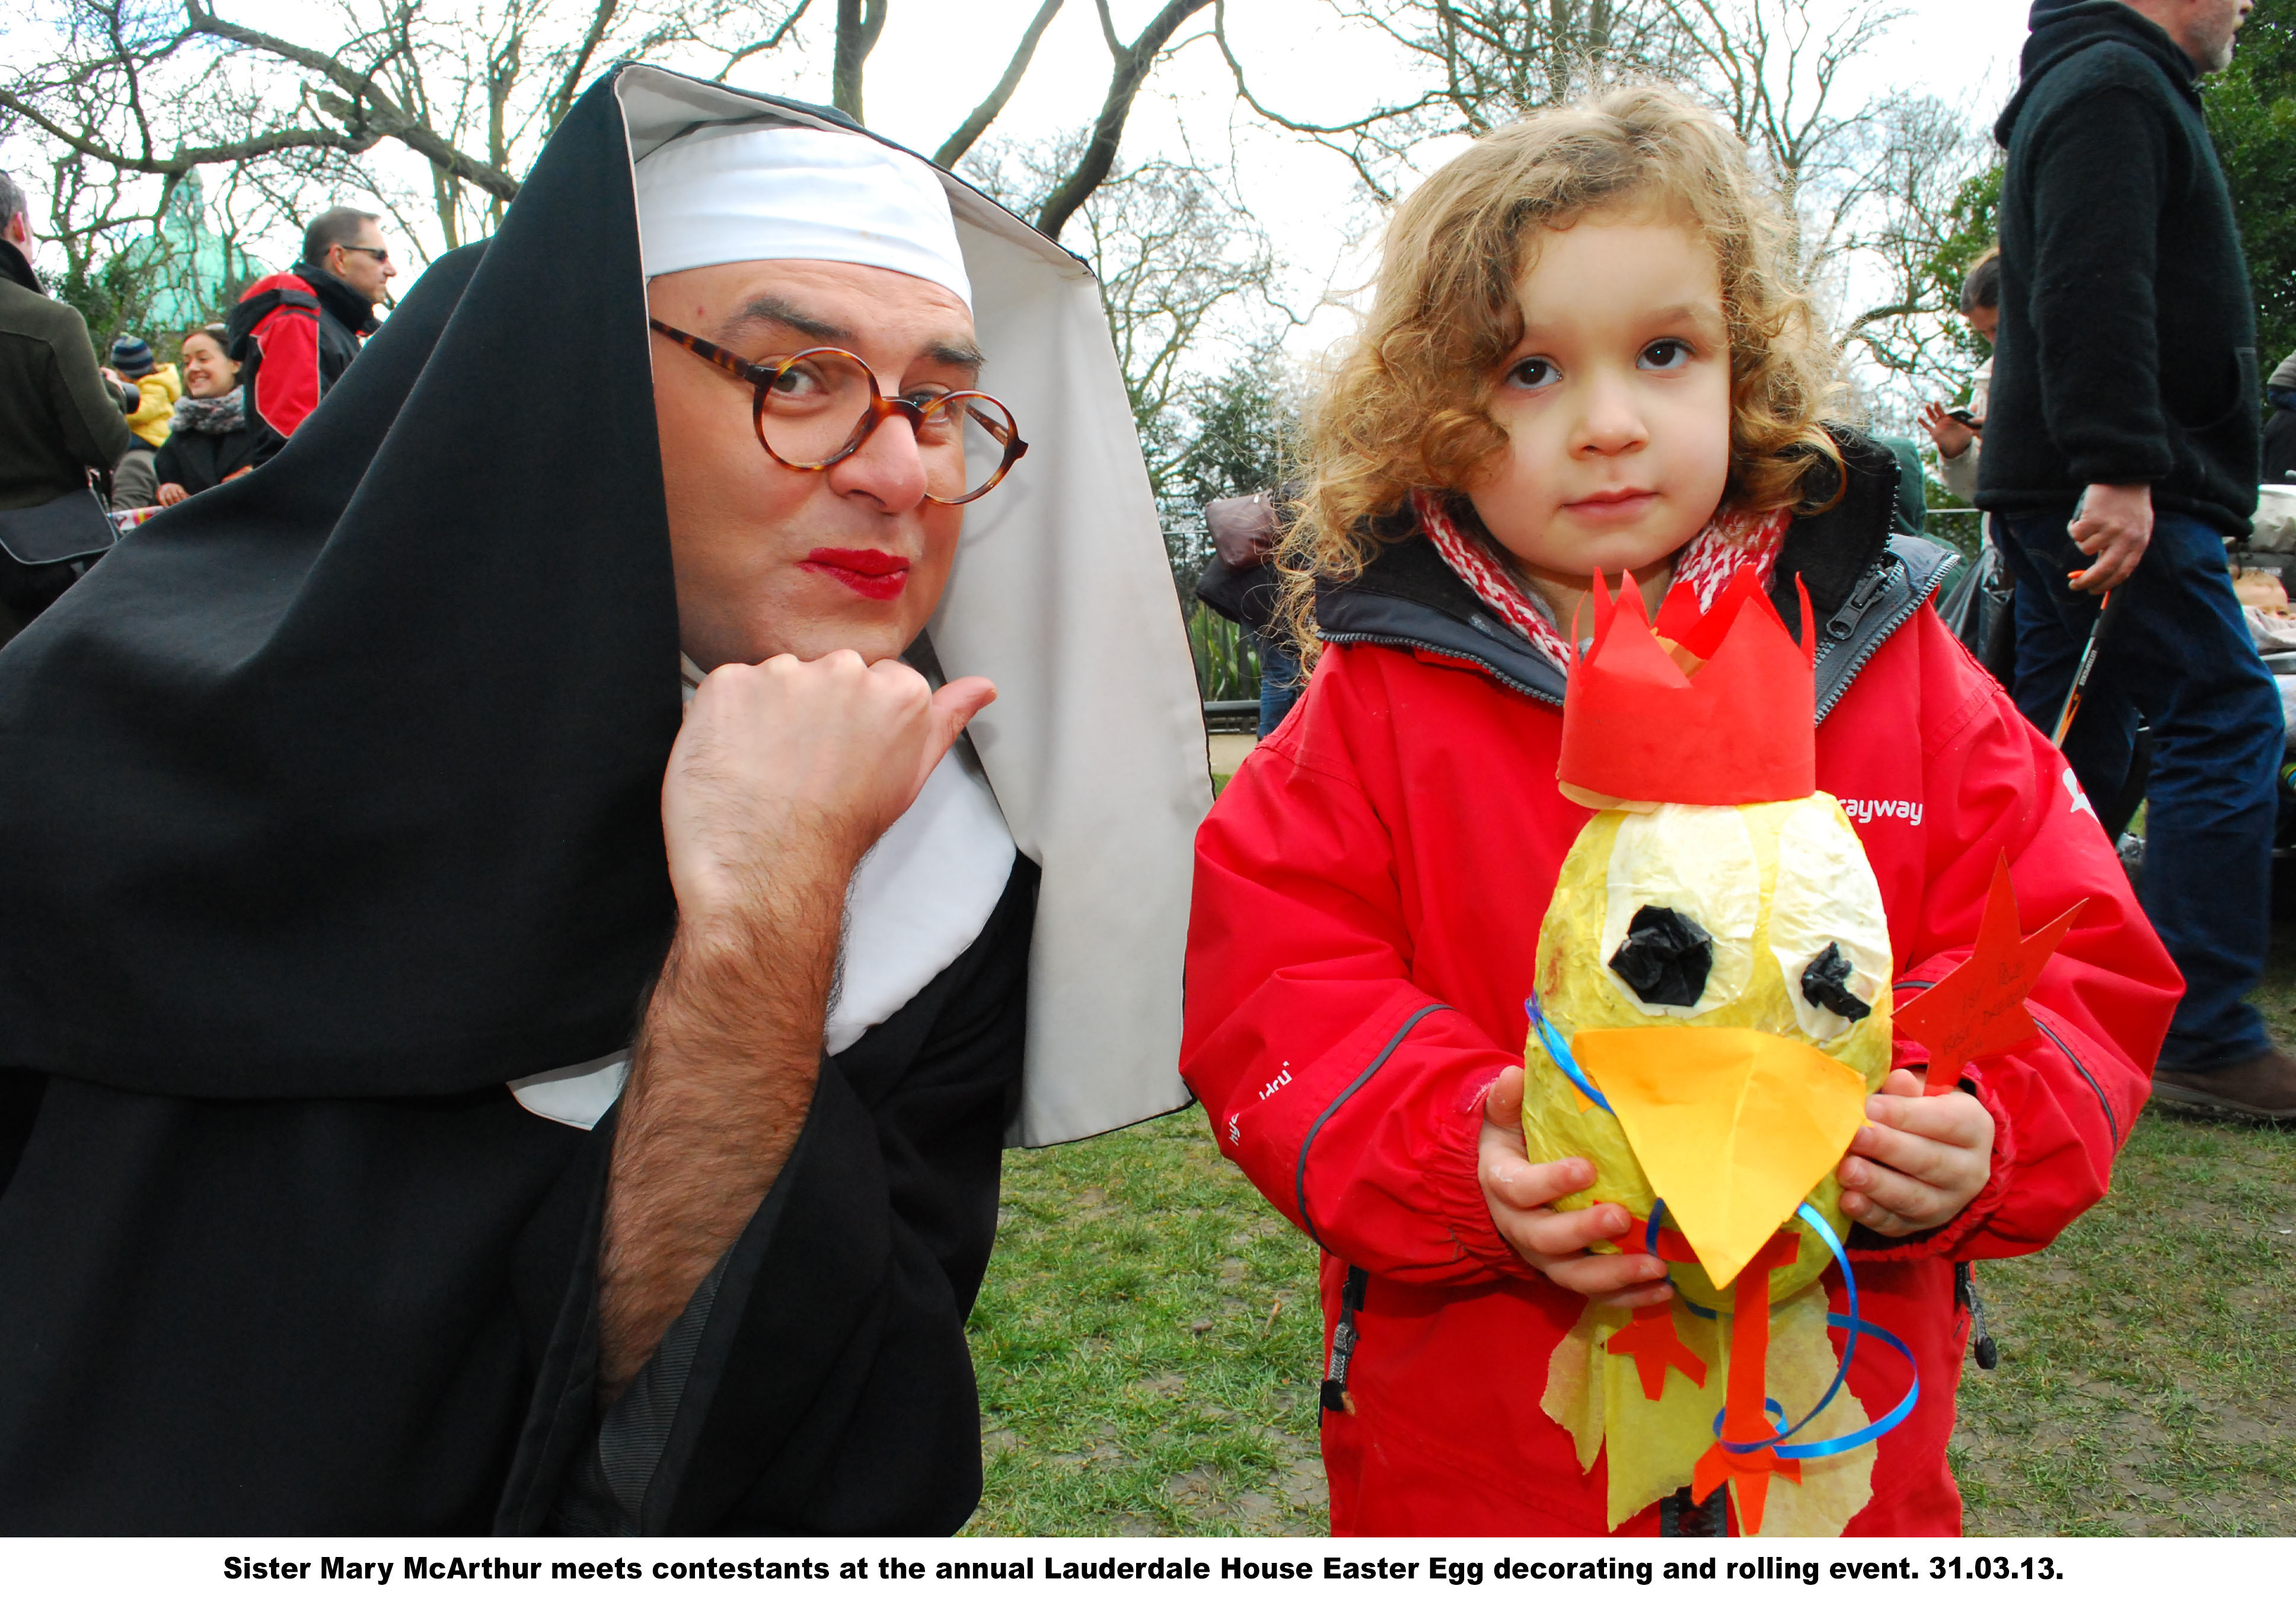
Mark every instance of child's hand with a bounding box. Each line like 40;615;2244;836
1835;1068;1996;1236
1478;1065;1672;1307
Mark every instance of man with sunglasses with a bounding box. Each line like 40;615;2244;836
224;205;395;464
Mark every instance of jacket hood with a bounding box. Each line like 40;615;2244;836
289;259;385;335
1997;0;2198;144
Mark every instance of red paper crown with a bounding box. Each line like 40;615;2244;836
1557;566;1816;807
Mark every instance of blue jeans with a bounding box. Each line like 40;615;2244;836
1995;505;2282;1069
1255;631;1303;739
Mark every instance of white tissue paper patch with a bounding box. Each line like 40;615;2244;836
1601;803;1760;1018
509;1050;631;1131
510;745;1015;1128
1765;794;1893;1043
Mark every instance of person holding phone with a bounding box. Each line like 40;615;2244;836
1919;248;1998;503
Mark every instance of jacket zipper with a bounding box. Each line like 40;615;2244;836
1313;629;1561;706
1953;1259;2000;1369
2032;1017;2120;1149
1292;1004;1451;1423
1320;1264;1371;1415
1812;555;1957;722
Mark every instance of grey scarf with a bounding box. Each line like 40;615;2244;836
168;387;246;435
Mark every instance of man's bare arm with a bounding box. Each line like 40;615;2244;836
595;837;843;1400
595;651;995;1402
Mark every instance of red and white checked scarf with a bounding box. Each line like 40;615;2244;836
1410;488;1791;670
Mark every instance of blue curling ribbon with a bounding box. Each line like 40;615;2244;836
1525;995;1611;1113
1647;1198;1919;1460
1692;1200;1919;1460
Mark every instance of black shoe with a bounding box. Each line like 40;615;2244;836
2152;1049;2296;1122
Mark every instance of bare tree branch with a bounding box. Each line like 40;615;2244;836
547;0;625;130
0;86;368;174
1090;0;1125;55
712;0;815;82
934;0;1064;168
1209;0;1443;201
1034;0;1214;241
184;0;524;199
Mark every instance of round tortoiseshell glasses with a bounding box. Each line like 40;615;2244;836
649;319;1028;505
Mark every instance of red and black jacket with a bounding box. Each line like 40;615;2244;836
224;263;379;463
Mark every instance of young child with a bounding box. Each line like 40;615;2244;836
1182;88;2180;1537
107;333;182;510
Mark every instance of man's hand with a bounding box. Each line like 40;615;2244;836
156;482;187;507
1917;401;1976;460
664;651;995;926
1479;1065;1672;1307
1835;1069;1995;1236
2067;482;2151;594
600;650;994;1403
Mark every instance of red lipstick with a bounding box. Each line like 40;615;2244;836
801;547;910;601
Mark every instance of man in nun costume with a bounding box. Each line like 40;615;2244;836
0;66;1207;1534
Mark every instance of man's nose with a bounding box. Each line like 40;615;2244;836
826;409;931;511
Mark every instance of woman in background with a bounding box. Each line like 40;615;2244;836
152;323;259;505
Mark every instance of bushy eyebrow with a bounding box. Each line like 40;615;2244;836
723;294;853;345
929;339;987;372
724;294;985;378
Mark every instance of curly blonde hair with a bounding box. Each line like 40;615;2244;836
1278;85;1841;656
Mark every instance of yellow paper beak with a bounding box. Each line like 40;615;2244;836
1572;1026;1867;1289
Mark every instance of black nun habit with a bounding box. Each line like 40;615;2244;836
0;65;1206;1534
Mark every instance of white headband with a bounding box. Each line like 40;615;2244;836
633;123;971;309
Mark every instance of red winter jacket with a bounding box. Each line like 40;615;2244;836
1182;453;2178;1537
223;264;377;463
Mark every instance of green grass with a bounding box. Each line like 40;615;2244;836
1947;924;2296;1536
1949;1112;2296;1535
962;1116;1328;1536
965;939;2296;1538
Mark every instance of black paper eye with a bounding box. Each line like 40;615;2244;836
1799;941;1872;1022
1609;905;1713;1007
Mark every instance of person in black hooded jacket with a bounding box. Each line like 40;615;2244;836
1981;0;2293;1122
